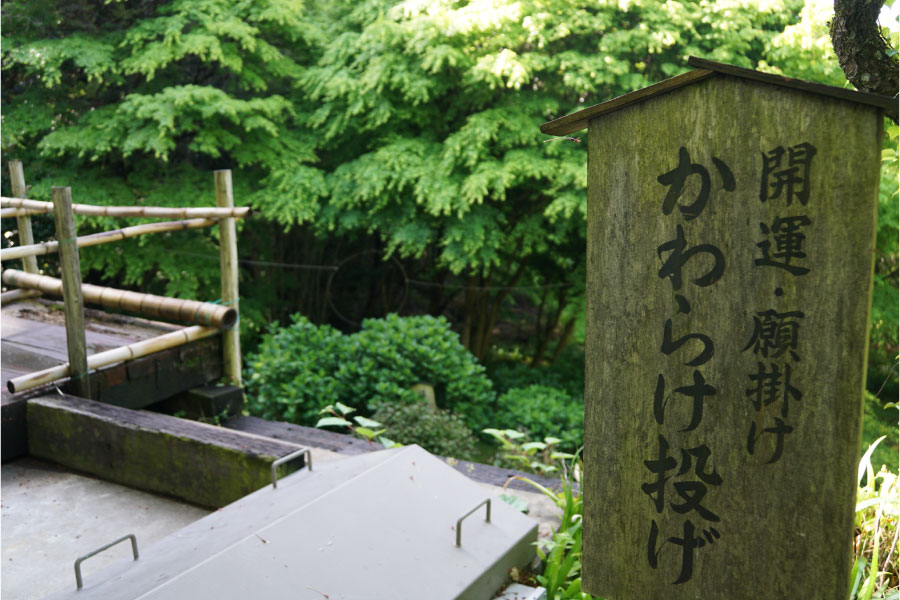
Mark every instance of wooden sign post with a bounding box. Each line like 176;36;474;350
542;58;893;598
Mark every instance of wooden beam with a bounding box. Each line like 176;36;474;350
687;56;897;114
52;186;90;399
1;218;216;261
0;197;251;220
27;394;305;508
215;170;242;387
8;161;39;274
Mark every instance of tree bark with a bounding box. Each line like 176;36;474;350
831;0;899;121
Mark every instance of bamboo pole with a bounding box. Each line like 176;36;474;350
1;218;216;262
7;326;219;393
53;186;90;398
1;197;251;219
215;170;242;387
2;270;237;329
0;288;41;303
8;162;39;274
1;208;45;218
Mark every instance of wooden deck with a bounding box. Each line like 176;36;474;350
1;298;224;460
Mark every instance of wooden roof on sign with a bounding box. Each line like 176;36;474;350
540;56;898;136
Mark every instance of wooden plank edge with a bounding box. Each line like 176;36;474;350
222;414;570;493
26;394;306;508
688;56;897;115
540;69;715;136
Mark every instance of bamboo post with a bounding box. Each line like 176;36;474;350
215;170;241;387
8;161;38;274
52;186;90;398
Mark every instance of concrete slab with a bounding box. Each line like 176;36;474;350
1;457;208;600
41;446;540;600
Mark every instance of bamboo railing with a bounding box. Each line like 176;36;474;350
0;197;250;219
0;218;216;261
2;270;237;329
0;160;249;395
7;326;220;393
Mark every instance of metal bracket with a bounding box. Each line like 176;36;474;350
271;447;312;489
456;498;491;547
74;533;139;590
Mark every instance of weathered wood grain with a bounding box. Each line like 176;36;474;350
27;394;305;508
583;74;881;598
8;160;38;274
52;187;90;398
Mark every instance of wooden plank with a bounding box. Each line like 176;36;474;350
215;170;242;388
8;161;39;274
540;69;715;136
687;56;897;117
27;394;306;508
582;75;880;598
52;187;90;398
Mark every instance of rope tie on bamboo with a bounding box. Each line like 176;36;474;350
206;297;239;327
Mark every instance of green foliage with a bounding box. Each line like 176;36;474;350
244;314;349;424
511;462;592;599
483;428;575;476
486;346;586;397
372;401;478;460
2;0;836;359
850;438;899;599
495;385;583;453
339;313;495;419
862;392;900;474
245;313;495;426
316;402;400;448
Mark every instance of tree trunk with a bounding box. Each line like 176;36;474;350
831;0;899;121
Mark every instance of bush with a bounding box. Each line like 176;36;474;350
245;313;496;428
485;345;585;397
373;402;478;460
244;315;350;424
495;385;584;452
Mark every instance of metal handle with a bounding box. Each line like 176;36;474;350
455;498;491;547
74;534;138;590
271;447;312;489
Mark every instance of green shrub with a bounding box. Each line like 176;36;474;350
486;345;585;397
244;315;350;424
339;314;496;423
496;385;584;452
373;402;479;460
245;313;496;428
